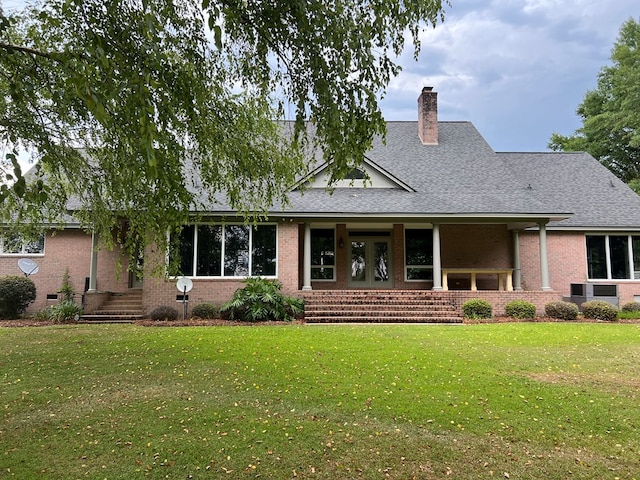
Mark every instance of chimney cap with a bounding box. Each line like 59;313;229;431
422;86;434;92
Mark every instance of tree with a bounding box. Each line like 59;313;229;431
549;17;640;185
0;0;448;270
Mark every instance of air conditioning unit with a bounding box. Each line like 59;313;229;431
570;283;619;309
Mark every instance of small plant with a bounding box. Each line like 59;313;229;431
58;268;75;302
221;277;304;322
545;301;579;320
505;300;536;319
581;300;618;321
191;302;219;319
47;301;83;323
150;305;179;321
621;301;640;312
0;275;37;319
462;298;492;319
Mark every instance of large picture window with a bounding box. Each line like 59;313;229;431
311;228;335;280
176;224;276;278
0;233;45;255
586;234;640;280
405;228;433;281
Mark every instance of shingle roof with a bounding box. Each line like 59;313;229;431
277;121;640;230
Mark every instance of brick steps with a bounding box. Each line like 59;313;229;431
81;290;144;323
304;290;463;323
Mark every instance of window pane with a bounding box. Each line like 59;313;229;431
312;267;334;280
196;225;222;276
351;241;366;281
407;268;433;281
610;235;630;279
252;225;276;276
374;241;389;282
633;236;640;279
3;234;22;254
224;225;249;277
311;229;335;268
177;225;195;276
586;235;606;279
405;229;432;266
23;235;45;254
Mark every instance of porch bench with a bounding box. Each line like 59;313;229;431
441;268;514;292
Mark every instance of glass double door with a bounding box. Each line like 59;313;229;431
348;235;392;288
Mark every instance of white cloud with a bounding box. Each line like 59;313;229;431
380;0;639;151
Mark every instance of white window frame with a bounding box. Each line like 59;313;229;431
586;233;640;281
0;233;45;256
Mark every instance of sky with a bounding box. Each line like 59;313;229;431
379;0;639;152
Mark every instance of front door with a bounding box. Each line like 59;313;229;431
348;235;393;288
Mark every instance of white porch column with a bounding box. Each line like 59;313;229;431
88;231;99;292
538;222;552;291
432;223;443;290
512;230;522;290
302;222;312;291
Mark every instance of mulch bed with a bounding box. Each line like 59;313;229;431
3;317;640;327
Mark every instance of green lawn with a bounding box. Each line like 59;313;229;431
1;323;639;479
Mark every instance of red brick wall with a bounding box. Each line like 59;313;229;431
519;231;587;294
0;229;129;314
141;222;300;315
440;290;563;316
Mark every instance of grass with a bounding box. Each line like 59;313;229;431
1;323;639;479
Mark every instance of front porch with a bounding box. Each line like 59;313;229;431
299;222;554;293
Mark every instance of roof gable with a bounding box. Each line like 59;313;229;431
296;156;415;191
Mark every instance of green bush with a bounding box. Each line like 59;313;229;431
545;301;579;320
505;300;536;319
192;302;218;319
0;275;37;319
150;305;179;321
621;301;640;312
462;298;492;319
581;300;618;321
221;277;304;322
47;301;83;323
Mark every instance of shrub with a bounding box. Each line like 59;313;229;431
545;301;579;320
150;305;179;321
0;275;37;319
192;302;218;319
581;300;618;321
221;277;304;322
58;268;75;302
505;300;536;319
621;301;640;312
47;301;83;323
462;298;492;319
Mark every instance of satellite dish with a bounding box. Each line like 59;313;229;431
176;276;193;293
18;258;39;276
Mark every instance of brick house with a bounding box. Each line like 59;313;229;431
3;87;640;320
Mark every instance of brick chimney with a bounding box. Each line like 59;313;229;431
418;87;438;145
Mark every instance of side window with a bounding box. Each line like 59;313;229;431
311;228;335;280
405;229;433;281
0;233;45;255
